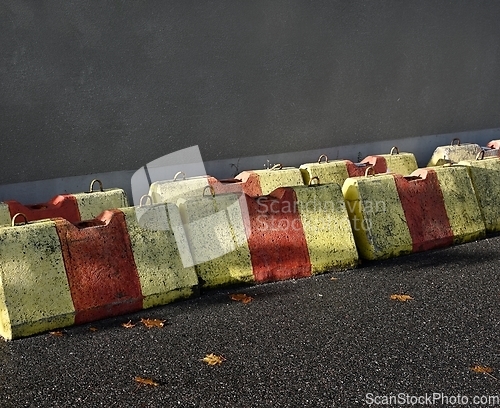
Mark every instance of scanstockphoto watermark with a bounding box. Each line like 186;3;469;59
364;392;500;406
255;196;386;232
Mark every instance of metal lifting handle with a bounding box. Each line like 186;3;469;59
89;179;104;192
317;154;328;164
365;166;375;177
309;176;320;186
173;171;186;181
139;194;153;207
390;146;399;155
203;185;215;197
11;213;29;227
270;163;283;170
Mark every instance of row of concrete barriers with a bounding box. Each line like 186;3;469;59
0;141;499;339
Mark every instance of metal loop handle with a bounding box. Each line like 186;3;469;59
317;154;328;164
365;166;375;177
203;185;215;197
139;194;153;207
173;171;186;181
309;176;320;186
270;163;283;170
390;146;399;155
11;213;28;227
89;179;104;192
476;150;485;160
451;138;461;146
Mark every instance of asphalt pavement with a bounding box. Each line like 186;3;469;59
0;235;498;407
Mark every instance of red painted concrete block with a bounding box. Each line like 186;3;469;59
7;195;81;224
55;210;143;324
393;169;453;252
244;188;311;283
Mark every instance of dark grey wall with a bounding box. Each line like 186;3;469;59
1;0;500;185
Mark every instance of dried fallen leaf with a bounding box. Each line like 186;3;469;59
140;318;166;328
122;320;136;329
390;294;414;302
202;353;226;366
134;376;159;387
49;330;64;337
330;277;338;281
229;293;253;304
89;327;98;332
471;365;493;374
471;365;499;381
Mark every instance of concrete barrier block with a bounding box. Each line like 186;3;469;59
342;174;413;260
244;189;312;282
149;175;213;204
178;193;254;288
343;166;485;260
1;180;128;227
0;203;11;226
74;188;129;220
299;155;387;186
393;170;455;252
364;147;418;175
429;166;486;242
457;157;500;232
487;140;500;149
236;166;304;197
55;211;143;324
427;139;482;166
0;220;75;340
4;195;81;225
149;174;245;204
290;184;358;273
121;204;199;308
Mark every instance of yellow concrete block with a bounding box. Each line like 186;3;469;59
0;220;75;340
299;160;350;186
238;167;305;196
456;159;500;232
0;203;11;226
378;152;418;175
74;188;129;220
431;166;485;243
342;174;413;260
121;204;199;309
149;175;211;204
427;141;482;166
291;184;358;273
178;193;254;288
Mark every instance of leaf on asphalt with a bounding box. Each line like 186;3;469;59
202;353;226;366
471;365;493;374
134;376;159;387
122;320;136;329
89;327;98;332
140;318;166;328
230;293;253;304
390;294;414;302
330;277;338;281
49;330;64;337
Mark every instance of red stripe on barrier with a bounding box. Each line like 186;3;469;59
7;195;81;223
346;157;387;177
244;188;311;283
361;156;388;173
208;176;244;195
394;170;453;252
55;210;143;324
235;172;263;197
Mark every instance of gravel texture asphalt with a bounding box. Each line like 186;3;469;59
0;236;498;408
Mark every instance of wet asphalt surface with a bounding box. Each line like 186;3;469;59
0;236;498;408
